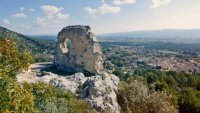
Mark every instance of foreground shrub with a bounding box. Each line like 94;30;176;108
23;82;96;113
0;38;31;77
0;76;37;113
178;88;200;113
0;38;37;112
118;80;178;113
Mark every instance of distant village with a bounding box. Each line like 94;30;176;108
104;45;200;74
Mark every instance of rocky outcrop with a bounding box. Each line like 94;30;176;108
54;25;103;74
17;71;120;113
79;72;120;113
17;25;120;112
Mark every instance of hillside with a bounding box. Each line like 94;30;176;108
0;27;55;54
28;35;57;41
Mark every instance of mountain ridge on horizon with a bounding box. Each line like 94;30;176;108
98;29;200;39
28;28;200;40
1;26;200;41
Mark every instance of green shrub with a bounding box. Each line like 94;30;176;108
23;82;96;113
117;80;178;113
0;76;38;113
178;88;200;113
154;82;169;91
0;38;37;113
0;38;31;77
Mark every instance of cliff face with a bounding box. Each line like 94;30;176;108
54;25;103;74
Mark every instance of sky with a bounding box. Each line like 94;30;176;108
0;0;200;35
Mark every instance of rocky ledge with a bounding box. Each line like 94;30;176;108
17;71;120;113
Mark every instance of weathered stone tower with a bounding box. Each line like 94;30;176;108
54;25;103;74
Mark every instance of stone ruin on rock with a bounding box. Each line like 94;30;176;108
17;25;120;112
54;25;103;74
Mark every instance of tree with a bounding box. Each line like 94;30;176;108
154;82;169;91
0;38;31;77
113;69;125;79
0;38;37;112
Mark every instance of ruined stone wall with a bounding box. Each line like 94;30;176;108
54;25;103;74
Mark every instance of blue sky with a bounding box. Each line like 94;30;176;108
0;0;200;35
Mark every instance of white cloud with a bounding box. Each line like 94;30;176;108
55;13;69;20
84;4;120;18
35;17;48;26
12;13;27;18
35;5;69;26
113;0;136;5
29;8;35;12
150;0;171;8
41;5;63;15
2;19;11;25
84;7;98;18
20;7;24;11
99;4;120;15
40;5;69;21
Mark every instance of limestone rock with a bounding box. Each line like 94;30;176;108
49;72;120;112
17;71;120;113
80;72;120;113
54;25;103;74
49;73;87;93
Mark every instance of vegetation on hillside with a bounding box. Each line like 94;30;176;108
114;69;200;113
0;27;56;63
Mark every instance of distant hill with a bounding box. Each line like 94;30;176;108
97;29;200;43
0;26;53;54
98;29;200;39
28;29;200;43
28;35;57;41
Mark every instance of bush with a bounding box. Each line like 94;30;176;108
154;82;169;91
117;80;178;113
0;38;31;77
178;88;200;113
0;38;37;112
23;82;96;113
0;76;38;113
113;69;125;79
